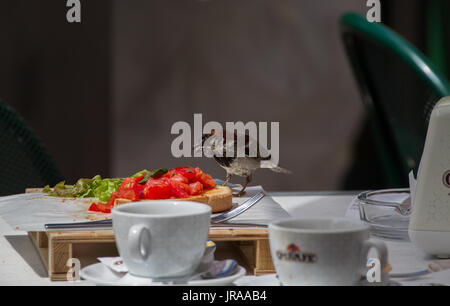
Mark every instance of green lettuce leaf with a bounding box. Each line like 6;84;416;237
43;169;166;203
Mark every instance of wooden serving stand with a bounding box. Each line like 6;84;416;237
25;188;275;281
28;228;274;281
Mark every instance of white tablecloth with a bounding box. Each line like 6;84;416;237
0;192;437;286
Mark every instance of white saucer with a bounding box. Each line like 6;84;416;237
234;274;280;286
81;263;246;286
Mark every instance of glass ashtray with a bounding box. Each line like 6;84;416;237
358;189;411;241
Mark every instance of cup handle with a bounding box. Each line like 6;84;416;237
362;239;388;280
128;224;151;262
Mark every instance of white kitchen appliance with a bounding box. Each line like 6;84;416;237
409;97;450;257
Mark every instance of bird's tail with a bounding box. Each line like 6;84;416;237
269;166;292;174
260;160;292;174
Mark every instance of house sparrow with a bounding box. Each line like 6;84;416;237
196;129;291;196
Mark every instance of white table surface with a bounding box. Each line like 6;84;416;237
0;192;440;286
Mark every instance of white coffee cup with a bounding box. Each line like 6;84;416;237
269;218;388;286
112;201;211;279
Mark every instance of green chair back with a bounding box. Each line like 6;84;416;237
0;99;63;195
340;13;450;187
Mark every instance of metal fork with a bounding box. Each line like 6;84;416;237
45;192;265;230
210;192;265;224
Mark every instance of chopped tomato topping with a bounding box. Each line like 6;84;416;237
117;175;144;201
90;167;217;213
169;173;189;184
168;179;191;198
143;178;171;199
194;167;216;190
189;181;204;196
173;167;196;182
89;202;112;213
118;186;139;201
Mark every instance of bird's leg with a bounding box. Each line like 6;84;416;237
222;174;232;187
234;175;251;197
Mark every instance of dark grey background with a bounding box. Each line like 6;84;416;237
0;0;430;191
112;0;365;191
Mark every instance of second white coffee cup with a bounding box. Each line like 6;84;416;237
112;201;211;279
269;218;388;286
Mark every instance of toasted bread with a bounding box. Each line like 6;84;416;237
114;186;232;213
